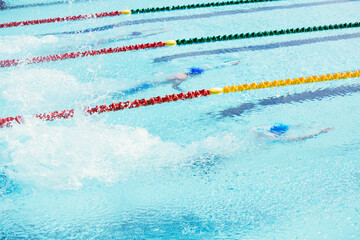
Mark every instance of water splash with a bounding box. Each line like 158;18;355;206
0;35;58;55
0;120;188;190
0;68;97;114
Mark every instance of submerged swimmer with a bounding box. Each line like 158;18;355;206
255;123;334;142
117;60;241;96
44;29;168;55
94;28;169;46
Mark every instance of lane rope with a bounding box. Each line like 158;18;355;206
0;0;278;29
42;0;350;36
0;41;165;68
175;22;360;45
0;90;210;128
1;70;359;128
1;22;359;68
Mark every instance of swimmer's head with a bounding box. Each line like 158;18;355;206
130;31;142;36
188;67;205;75
270;123;289;136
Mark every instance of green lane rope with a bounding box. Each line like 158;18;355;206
175;22;360;45
131;0;279;14
0;0;280;29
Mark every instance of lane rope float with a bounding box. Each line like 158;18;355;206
1;70;359;128
0;0;278;29
1;21;359;68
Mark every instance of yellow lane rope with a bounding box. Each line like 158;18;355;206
209;71;360;95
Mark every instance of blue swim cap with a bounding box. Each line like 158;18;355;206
130;31;142;36
270;123;289;135
188;67;205;75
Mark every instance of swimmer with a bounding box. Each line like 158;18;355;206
117;60;241;95
93;28;169;46
53;28;169;55
165;60;241;91
255;123;334;142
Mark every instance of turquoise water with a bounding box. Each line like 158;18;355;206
1;0;360;239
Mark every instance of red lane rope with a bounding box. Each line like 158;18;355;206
0;11;123;29
0;89;210;128
0;41;165;68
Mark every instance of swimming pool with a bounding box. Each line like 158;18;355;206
1;0;360;238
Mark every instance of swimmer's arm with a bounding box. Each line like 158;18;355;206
95;30;168;46
256;131;278;140
134;30;169;38
285;127;334;142
128;33;153;38
203;60;241;71
171;82;184;92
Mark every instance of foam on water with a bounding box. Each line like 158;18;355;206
0;124;278;238
0;68;94;114
0;35;58;55
0;120;189;190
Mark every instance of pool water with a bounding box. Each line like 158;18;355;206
1;0;360;239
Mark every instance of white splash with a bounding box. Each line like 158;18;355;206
0;68;92;113
1;120;186;190
0;35;58;54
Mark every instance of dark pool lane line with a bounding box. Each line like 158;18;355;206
44;0;354;36
220;83;360;117
1;1;64;10
0;0;99;10
154;31;360;62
